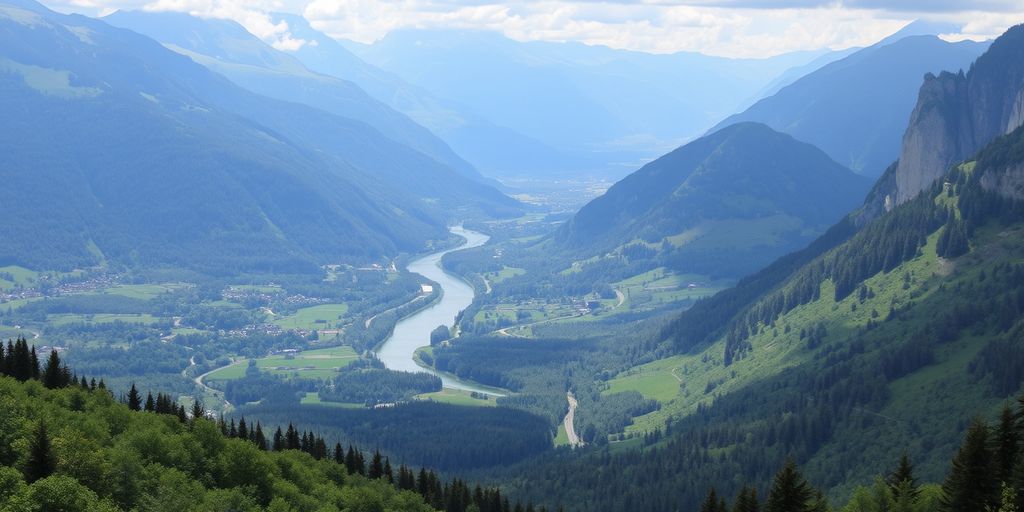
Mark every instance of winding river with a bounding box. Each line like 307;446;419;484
375;226;500;395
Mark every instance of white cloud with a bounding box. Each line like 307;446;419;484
38;0;1024;58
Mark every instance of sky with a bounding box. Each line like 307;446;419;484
40;0;1024;58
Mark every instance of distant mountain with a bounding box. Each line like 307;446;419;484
892;23;1024;204
0;1;517;272
350;29;827;178
555;122;871;278
710;35;988;176
270;13;577;180
103;10;487;184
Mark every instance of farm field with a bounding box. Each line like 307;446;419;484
204;345;359;381
415;388;496;407
272;303;349;330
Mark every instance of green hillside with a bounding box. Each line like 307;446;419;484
556;122;871;279
497;117;1024;512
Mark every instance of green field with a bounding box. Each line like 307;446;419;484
0;266;37;291
483;266;526;284
101;283;190;300
300;392;364;408
46;313;163;326
204;346;359;381
272;303;349;330
415;388;496;407
604;358;684;403
229;284;283;293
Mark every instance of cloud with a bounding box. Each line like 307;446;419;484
38;0;1024;58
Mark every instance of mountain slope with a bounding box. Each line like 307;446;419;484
270;13;577;180
555;122;871;278
505;96;1024;512
103;10;485;184
0;1;512;272
711;35;988;176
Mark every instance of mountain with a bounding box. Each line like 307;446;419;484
269;13;577;180
103;10;487;184
554;122;871;278
351;29;828;178
503;26;1024;511
710;34;988;176
893;23;1024;204
0;0;516;273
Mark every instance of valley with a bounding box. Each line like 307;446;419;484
1;3;1023;512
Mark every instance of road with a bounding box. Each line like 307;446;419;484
191;357;243;411
564;391;584;448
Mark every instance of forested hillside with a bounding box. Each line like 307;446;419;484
0;342;552;512
495;91;1024;512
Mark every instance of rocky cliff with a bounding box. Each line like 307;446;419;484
892;24;1024;204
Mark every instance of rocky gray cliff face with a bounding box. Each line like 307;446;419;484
892;24;1024;205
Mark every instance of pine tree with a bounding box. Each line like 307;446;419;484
127;384;142;411
254;423;267;450
272;428;283;452
41;349;65;389
237;417;248;440
733;485;760;512
24;420;55;483
369;450;384;479
996;404;1020;484
887;453;920;500
144;392;155;412
941;419;997;511
28;345;39;380
701;488;727;512
190;400;205;421
765;458;814;512
383;457;394;484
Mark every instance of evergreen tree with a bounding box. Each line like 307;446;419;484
28;346;39;380
765;458;814;512
383;457;393;484
941;419;997;511
996;404;1020;484
24;420;54;483
41;349;66;389
126;384;142;411
254;423;267;450
733;485;760;512
809;490;830;512
369;450;384;479
190;400;205;421
701;488;727;512
144;392;155;412
887;453;919;500
272;428;283;452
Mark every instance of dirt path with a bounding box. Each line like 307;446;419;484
614;289;625;309
564;391;584;448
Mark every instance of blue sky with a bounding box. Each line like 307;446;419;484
41;0;1024;57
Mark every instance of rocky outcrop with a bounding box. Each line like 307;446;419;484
981;162;1024;201
893;24;1024;205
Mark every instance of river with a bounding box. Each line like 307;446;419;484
375;226;500;395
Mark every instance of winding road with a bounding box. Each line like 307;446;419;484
564;391;584;448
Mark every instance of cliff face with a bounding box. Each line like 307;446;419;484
892;24;1024;205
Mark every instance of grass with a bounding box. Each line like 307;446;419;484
0;266;38;291
101;283;189;300
204;346;359;381
554;424;570;447
272;304;349;330
608;229;954;436
484;266;526;284
46;313;162;326
300;392;363;408
415;388;496;407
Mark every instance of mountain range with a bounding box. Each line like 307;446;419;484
711;32;988;176
0;0;518;273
